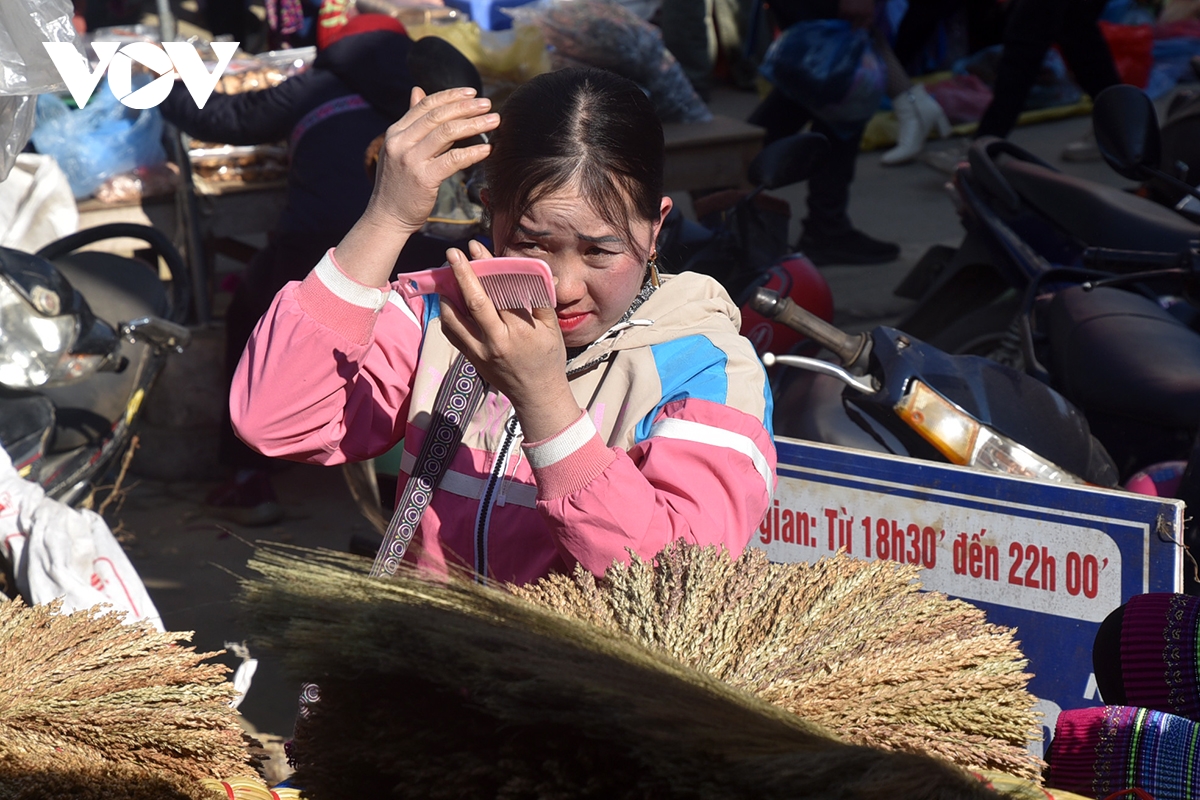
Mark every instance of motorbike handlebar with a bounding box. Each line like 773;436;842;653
750;288;869;369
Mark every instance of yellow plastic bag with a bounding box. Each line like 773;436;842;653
406;20;551;102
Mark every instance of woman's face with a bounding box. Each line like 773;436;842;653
498;184;672;348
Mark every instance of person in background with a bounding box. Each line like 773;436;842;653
230;68;776;583
976;0;1119;142
160;10;461;525
896;0;1118;168
748;0;901;266
659;0;760;100
882;0;1006;164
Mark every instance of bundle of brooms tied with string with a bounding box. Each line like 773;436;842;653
0;599;260;800
239;541;1045;800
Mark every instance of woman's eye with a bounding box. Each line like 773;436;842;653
514;241;543;252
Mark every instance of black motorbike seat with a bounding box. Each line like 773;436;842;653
998;158;1200;254
1048;286;1200;428
39;252;168;453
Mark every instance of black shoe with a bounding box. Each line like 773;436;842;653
797;228;901;266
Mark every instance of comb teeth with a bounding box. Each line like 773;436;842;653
479;273;555;310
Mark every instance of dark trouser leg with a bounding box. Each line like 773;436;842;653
975;0;1109;139
748;88;861;238
893;0;965;68
803;117;862;238
748;86;810;144
1055;0;1121;100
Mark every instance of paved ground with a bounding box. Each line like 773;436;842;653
110;84;1141;743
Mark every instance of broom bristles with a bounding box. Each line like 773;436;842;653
238;543;1022;800
513;543;1044;779
0;598;258;799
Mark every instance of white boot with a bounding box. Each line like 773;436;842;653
882;84;952;166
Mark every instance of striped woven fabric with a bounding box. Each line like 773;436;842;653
1047;705;1200;799
1120;593;1200;721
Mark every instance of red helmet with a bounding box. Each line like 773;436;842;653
738;255;834;357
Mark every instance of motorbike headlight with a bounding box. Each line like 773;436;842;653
895;379;1084;485
0;273;106;389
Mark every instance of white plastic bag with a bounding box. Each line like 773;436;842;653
0;0;79;95
0;447;163;631
0;152;78;251
0;0;81;180
0;95;37;183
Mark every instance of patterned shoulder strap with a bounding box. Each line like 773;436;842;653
370;353;487;577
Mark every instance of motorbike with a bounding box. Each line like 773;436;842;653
1005;260;1200;592
989;89;1200;591
893;85;1200;357
0;223;191;506
750;287;1119;489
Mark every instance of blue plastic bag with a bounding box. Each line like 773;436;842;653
759;19;885;138
31;81;167;199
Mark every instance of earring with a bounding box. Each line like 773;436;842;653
647;250;661;287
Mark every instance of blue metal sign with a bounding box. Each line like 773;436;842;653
752;437;1186;755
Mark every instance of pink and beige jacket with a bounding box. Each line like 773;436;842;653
232;250;777;584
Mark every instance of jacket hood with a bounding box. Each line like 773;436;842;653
313;29;417;121
567;272;744;370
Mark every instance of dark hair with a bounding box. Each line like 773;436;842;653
484;68;665;256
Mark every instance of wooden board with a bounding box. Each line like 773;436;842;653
662;114;765;192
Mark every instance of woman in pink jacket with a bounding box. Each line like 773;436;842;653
231;68;777;584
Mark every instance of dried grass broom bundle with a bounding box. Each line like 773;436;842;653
0;598;259;800
512;543;1044;780
239;543;1017;800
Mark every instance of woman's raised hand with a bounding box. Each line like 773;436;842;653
365;86;498;234
335;87;499;286
438;241;582;443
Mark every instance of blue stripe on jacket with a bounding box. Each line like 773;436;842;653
635;336;731;443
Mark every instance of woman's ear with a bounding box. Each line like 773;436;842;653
479;186;490;209
652;195;673;244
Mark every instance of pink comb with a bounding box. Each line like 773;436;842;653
398;257;556;311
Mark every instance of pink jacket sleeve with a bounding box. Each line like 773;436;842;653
523;397;776;573
230;250;425;465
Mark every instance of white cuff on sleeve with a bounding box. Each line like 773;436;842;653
313;251;388;311
523;412;598;469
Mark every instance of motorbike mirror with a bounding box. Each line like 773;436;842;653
746;132;830;191
1093;85;1161;180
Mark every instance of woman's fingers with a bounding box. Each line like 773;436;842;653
426;141;492;182
393;91;494;149
446;247;503;329
383;104;497;190
392;86;475;135
408;85;426;112
467;240;495;260
365;89;496;233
